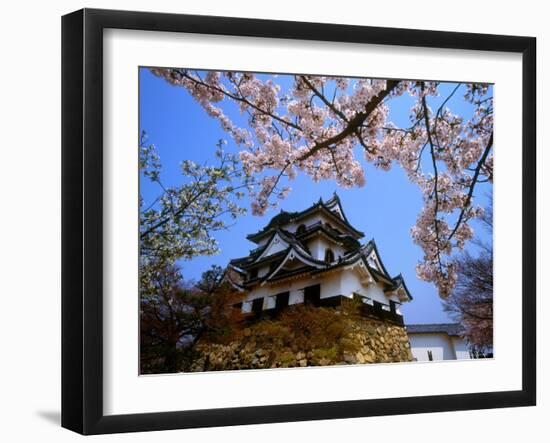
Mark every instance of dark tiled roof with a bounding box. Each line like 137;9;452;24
246;210;300;242
406;323;464;336
230;228;307;268
236;248;289;270
391;274;413;300
297;221;361;251
246;194;364;242
265;265;314;283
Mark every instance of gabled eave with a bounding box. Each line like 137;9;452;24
324;192;355;228
260;245;327;285
221;265;246;292
391;274;413;301
253;231;290;263
367;239;393;278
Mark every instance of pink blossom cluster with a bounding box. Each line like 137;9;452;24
151;68;493;297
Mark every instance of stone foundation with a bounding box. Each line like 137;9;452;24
189;305;413;371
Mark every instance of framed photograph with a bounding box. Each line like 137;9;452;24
62;8;536;435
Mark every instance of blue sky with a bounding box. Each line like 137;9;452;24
139;68;493;324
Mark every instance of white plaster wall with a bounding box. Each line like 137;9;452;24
307;237;324;261
408;333;457;361
245;284;273;301
307;236;345;261
339;269;361;297
265;295;277;310
342;271;388;305
452;336;472;360
367;251;382;271
242;265;398;314
241;300;252;313
361;282;388;304
244;271;344;309
245;275;314;306
387;293;403;314
289;288;305;305
319;273;342;299
244;285;294;310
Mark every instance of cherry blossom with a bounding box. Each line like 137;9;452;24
151;69;493;297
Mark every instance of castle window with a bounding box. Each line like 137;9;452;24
249;268;258;279
324;248;335;263
296;224;307;235
304;284;321;306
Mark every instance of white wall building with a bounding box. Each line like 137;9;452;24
406;323;472;361
225;194;412;323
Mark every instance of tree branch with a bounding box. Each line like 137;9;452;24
179;70;302;131
421;83;444;272
447;133;494;241
296;80;400;162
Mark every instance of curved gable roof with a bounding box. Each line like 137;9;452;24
260;243;328;284
246;194;364;243
324;192;354;227
391;274;413;301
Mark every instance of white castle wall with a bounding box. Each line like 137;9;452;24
241;277;308;312
242;268;392;313
451;336;472;360
408;333;472;361
306;236;345;261
408;333;456;361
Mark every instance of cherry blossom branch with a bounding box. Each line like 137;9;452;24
421;83;444;272
432;83;461;149
149;69;493;298
447;133;493;242
297;80;399;162
177;69;301;130
300;75;349;122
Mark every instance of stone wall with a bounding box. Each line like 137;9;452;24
189;305;413;371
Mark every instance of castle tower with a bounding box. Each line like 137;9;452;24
226;193;412;323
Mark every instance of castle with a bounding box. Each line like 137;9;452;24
225;193;412;324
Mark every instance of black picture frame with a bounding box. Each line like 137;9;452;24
61;8;536;435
